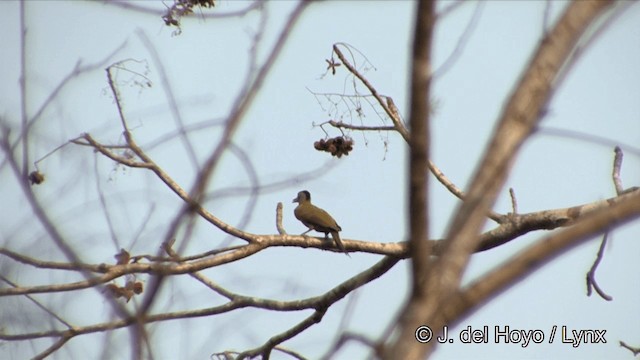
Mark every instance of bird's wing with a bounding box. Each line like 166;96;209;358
298;205;340;232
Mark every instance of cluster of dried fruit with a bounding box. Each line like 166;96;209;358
163;0;216;27
105;249;144;302
314;136;354;158
105;280;144;303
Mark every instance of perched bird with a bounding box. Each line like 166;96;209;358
292;190;349;256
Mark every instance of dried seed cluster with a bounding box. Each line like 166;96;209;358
163;0;216;27
314;136;354;158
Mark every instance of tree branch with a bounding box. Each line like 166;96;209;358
384;1;615;358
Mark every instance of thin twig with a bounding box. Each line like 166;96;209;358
432;1;484;79
612;146;624;195
509;187;518;214
585;232;612;301
326;333;379;360
164;241;237;300
218;143;261;248
237;310;326;359
32;334;72;360
235;255;400;359
273;346;308;360
538;126;640;157
332;44;410;142
94;152;121;249
276;202;286;235
328;120;395;132
0;275;73;328
138;30;200;171
620;341;640;356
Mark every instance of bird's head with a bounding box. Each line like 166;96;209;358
292;190;311;204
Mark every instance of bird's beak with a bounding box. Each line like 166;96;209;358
292;197;298;203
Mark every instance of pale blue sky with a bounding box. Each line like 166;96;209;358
1;1;639;359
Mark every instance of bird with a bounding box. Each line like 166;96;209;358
292;190;349;256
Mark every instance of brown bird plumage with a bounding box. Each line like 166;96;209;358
292;190;349;256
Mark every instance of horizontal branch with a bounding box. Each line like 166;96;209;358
444;186;640;327
329;119;395;132
1;255;399;346
4;189;637;297
0;248;105;272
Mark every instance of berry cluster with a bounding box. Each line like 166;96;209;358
163;0;216;27
314;136;354;158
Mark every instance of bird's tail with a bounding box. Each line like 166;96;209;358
331;231;350;257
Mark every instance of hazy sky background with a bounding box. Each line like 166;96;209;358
1;1;639;359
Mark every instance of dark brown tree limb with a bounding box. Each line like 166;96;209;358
382;2;435;358
406;0;435;297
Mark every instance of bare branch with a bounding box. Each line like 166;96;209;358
509;187;518;214
385;1;616;357
437;0;466;19
538;126;640;157
406;0;434;293
237;310;326;359
585;232;612;301
331;41;502;222
432;1;484;79
2;189;636;298
82;133;256;241
276;202;286;235
328;119;395;132
137;30;200;171
32;334;72;360
325;333;379;360
3;254;400;360
443;190;640;328
612;146;624;195
620;341;640;357
333;44;410;142
382;2;435;358
0;275;73;328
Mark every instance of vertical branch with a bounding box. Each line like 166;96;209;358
612;146;624;195
382;1;434;358
407;0;435;298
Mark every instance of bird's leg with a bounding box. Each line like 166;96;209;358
300;229;312;236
